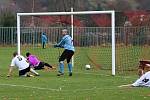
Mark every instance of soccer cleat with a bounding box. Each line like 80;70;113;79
35;74;40;76
26;74;30;77
52;66;56;70
7;75;10;77
26;74;34;77
57;72;64;76
69;72;72;76
29;74;35;77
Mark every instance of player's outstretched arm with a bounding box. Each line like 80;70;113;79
7;66;13;77
53;44;63;48
118;84;133;87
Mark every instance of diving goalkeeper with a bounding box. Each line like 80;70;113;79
54;29;75;76
26;52;53;70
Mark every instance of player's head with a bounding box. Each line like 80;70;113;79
42;32;46;35
144;65;150;72
26;52;31;57
138;69;144;77
138;64;150;77
62;29;68;35
13;51;18;57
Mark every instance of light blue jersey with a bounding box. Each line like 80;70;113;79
41;33;47;43
57;35;75;51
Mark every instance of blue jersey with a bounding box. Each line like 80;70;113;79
57;35;75;51
41;34;47;43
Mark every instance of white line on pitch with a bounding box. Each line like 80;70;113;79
0;83;119;92
0;83;59;91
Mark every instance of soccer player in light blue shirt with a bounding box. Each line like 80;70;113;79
54;29;75;76
41;32;47;49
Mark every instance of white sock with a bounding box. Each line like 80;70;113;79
30;68;39;75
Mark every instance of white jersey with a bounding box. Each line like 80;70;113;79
10;55;29;70
132;71;150;87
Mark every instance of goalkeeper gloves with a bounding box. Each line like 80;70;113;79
54;44;64;48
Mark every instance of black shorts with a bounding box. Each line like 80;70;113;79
59;49;74;63
34;62;45;70
19;66;30;76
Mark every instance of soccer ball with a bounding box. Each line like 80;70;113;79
85;64;91;70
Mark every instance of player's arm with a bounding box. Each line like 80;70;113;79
54;38;65;48
118;84;133;87
119;79;145;87
7;66;13;77
45;36;48;42
138;60;145;77
7;58;15;77
26;57;29;63
138;68;144;77
57;39;64;46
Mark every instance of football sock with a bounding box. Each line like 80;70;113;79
59;62;64;73
30;68;39;75
68;63;72;73
44;63;52;68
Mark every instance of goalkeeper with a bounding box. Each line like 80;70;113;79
26;52;53;70
54;29;75;76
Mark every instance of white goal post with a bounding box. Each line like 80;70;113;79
17;10;115;75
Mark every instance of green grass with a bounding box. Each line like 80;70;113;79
0;46;150;100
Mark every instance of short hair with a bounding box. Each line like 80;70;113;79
13;51;18;57
62;29;67;32
26;52;31;57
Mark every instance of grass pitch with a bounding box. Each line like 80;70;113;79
0;47;150;100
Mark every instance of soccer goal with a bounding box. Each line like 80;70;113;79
16;10;115;75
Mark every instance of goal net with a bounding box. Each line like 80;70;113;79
17;11;115;75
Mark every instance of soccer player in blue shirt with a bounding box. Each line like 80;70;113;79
54;29;75;76
41;32;47;49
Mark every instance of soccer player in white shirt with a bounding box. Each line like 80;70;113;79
131;71;150;87
119;65;150;87
7;52;39;77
